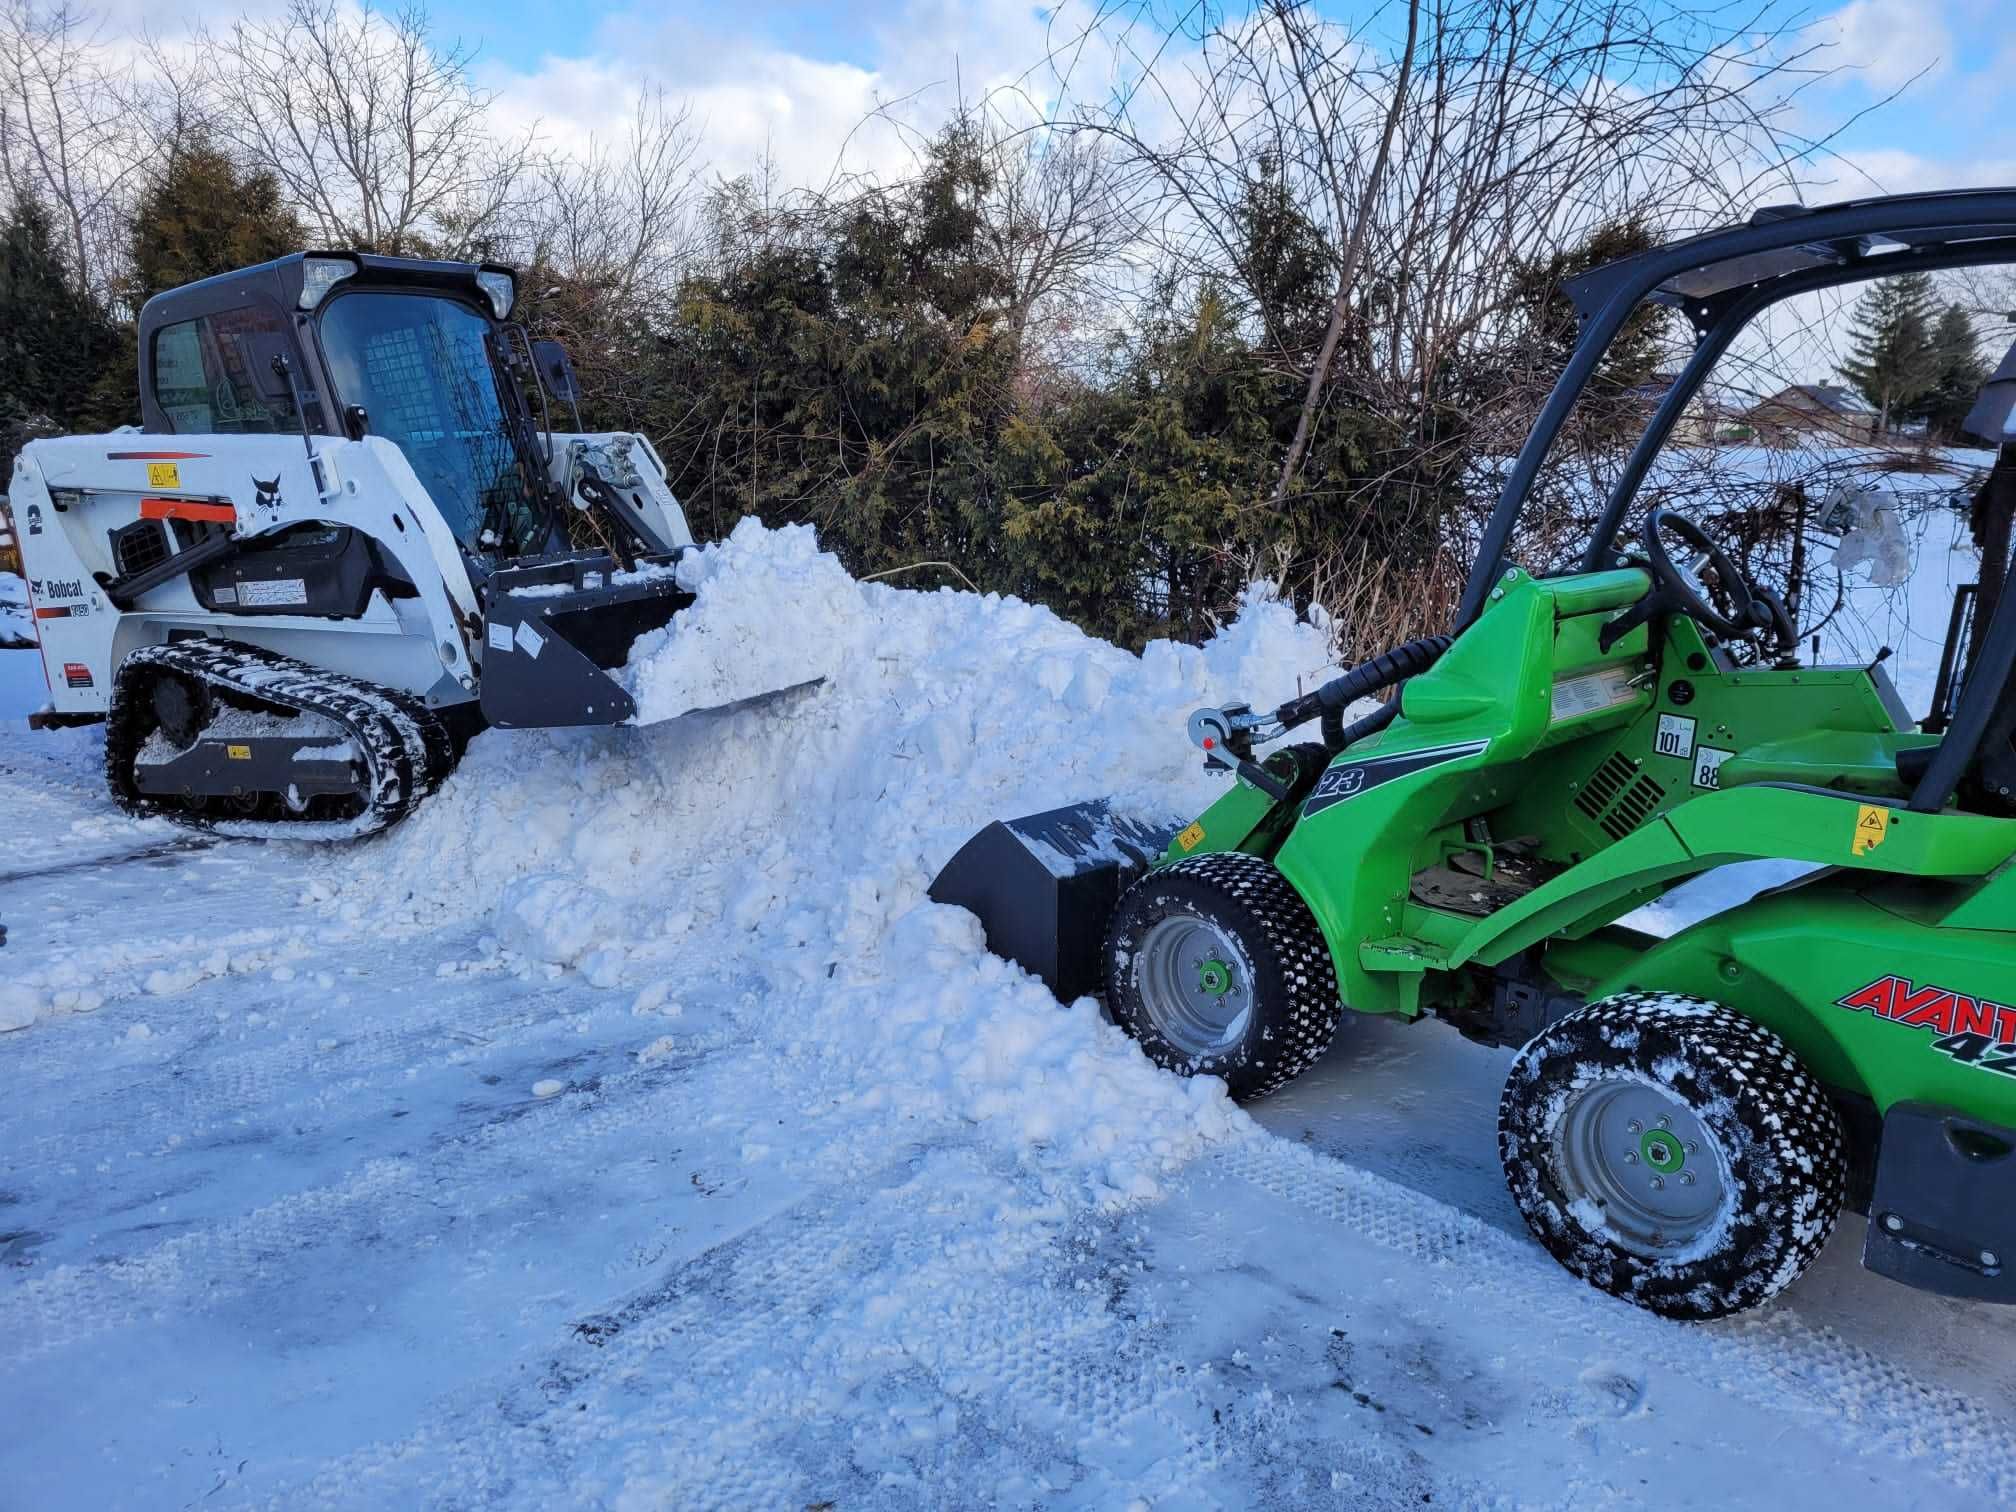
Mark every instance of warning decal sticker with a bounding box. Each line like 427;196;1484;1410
238;578;310;608
1852;803;1888;856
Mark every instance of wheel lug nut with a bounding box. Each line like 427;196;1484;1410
1626;1120;1643;1134
1623;1152;1639;1165
1684;1141;1698;1154
1650;1175;1666;1190
1657;1115;1672;1129
1679;1171;1695;1186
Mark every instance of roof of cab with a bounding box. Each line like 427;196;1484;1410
136;250;516;335
1563;188;2016;324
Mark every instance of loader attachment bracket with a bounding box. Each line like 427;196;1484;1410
479;550;692;728
1864;1101;2016;1301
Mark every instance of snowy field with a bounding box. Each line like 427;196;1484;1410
2;514;2013;1509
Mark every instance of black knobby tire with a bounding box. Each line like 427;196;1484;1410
1498;992;1846;1321
1103;851;1342;1101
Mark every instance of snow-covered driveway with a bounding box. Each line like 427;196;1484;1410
3;527;2012;1508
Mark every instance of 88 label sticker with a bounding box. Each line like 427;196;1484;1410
1692;745;1734;790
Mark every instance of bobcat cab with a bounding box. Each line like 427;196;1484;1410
5;250;754;837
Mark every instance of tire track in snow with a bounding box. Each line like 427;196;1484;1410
0;975;581;1168
1208;1133;2016;1503
258;1146;1240;1511
0;1039;720;1363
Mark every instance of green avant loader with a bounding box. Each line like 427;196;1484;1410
932;189;2016;1320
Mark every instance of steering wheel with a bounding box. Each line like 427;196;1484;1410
1642;508;1764;640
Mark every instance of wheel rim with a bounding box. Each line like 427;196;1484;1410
1551;1080;1728;1257
1134;915;1254;1057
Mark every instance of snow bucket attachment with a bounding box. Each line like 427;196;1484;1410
479;551;692;728
929;800;1179;1002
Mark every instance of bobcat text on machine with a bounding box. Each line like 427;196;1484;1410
934;189;2016;1320
5;251;721;837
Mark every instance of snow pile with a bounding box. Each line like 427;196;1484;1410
320;521;1336;1200
1;570;29;645
621;521;866;722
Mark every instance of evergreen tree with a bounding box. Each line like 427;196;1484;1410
1912;301;1990;443
1508;218;1672;443
0;197;120;439
653;123;1023;584
1237;162;1333;362
1001;282;1284;644
1837;272;1939;432
125;138;304;310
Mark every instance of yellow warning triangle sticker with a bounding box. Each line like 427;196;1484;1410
1852;804;1888;856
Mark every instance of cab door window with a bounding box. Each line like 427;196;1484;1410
151;306;306;434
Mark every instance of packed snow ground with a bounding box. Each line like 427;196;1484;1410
2;516;2013;1509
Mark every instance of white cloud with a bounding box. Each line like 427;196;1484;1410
1822;147;2016;196
478;0;1089;191
1817;0;1953;92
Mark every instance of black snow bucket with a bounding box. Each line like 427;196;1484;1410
928;800;1179;1002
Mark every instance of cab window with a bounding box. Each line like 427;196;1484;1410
151;306;302;434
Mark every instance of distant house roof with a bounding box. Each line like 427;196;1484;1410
1779;384;1874;416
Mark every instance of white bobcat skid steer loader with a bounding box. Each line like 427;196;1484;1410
8;251;705;837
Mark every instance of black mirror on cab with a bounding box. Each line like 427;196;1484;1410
245;335;299;400
343;404;370;441
531;340;580;406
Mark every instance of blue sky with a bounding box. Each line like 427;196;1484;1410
404;0;2009;196
103;0;2003;199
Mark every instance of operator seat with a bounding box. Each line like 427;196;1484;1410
1892;681;2016;817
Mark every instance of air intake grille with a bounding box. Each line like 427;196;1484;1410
111;519;170;578
1574;752;1666;840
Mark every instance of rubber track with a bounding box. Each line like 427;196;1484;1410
104;640;455;839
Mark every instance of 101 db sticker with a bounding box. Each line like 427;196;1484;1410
1655;713;1696;760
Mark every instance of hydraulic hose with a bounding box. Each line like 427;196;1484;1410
1273;635;1452;751
1328;696;1402;752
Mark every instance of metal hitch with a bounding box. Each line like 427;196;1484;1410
928;800;1179;1002
479;550;693;728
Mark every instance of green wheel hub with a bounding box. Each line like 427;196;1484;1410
1640;1128;1686;1174
1197;958;1233;996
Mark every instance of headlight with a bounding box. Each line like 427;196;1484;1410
299;255;358;309
476;269;515;320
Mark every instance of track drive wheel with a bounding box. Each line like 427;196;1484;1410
1498;992;1846;1320
1103;851;1342;1100
149;671;209;749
